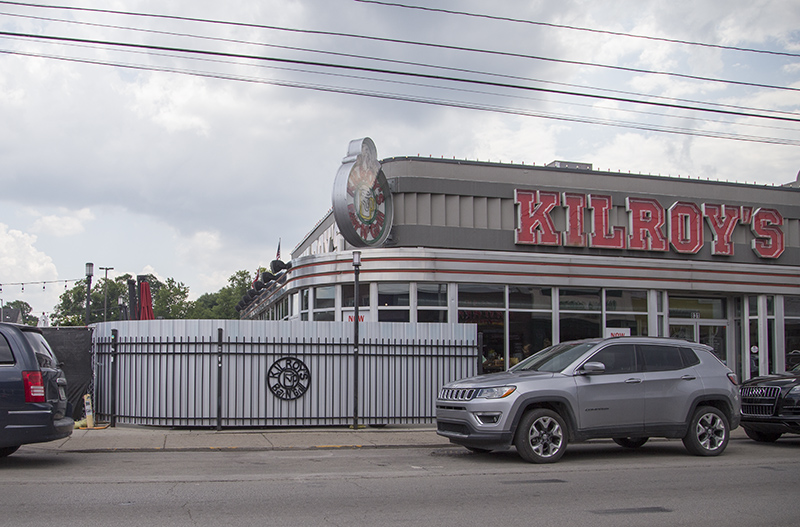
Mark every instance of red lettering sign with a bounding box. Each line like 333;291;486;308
627;198;667;251
703;204;739;256
751;208;784;259
515;190;560;245
562;192;587;247
588;195;625;249
512;189;785;260
669;202;703;254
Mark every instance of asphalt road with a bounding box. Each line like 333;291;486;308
2;436;799;526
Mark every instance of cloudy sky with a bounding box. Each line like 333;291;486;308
1;0;798;320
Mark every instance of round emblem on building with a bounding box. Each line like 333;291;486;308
267;358;311;401
332;137;394;247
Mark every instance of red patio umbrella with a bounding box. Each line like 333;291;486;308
138;281;155;320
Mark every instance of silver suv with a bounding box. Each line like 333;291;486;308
436;337;740;463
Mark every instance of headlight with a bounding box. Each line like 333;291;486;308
789;385;800;395
475;386;516;399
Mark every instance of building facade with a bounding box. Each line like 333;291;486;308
243;138;800;381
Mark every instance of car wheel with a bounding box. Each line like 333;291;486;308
682;406;729;456
0;446;20;458
743;428;782;443
613;437;649;449
514;408;568;463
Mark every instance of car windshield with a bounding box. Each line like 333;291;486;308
791;363;800;373
511;342;596;373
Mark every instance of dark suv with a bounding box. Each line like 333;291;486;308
0;323;73;457
436;337;741;463
740;363;800;442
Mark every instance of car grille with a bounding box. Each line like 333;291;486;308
439;388;477;401
740;385;780;416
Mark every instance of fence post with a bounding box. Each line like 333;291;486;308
217;328;223;431
110;329;118;427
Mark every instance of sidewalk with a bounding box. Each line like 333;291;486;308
26;424;454;453
25;424;749;454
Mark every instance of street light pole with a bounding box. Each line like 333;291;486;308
85;262;94;326
352;250;361;430
99;266;114;322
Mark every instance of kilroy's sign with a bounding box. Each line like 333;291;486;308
515;190;785;259
332;137;394;248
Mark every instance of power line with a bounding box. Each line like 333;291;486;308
3;30;798;125
0;2;797;94
4;9;798;119
3;47;798;147
355;0;800;58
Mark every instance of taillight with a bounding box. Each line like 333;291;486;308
727;372;738;386
23;371;46;402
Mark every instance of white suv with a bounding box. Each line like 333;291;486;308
436;337;740;463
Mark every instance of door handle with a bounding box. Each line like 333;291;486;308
625;378;643;384
681;375;697;381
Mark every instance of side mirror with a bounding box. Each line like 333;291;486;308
580;362;605;375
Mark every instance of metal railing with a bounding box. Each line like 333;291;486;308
92;320;478;428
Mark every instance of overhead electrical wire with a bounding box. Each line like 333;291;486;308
2;9;798;120
2;30;798;126
356;0;800;59
0;1;797;94
2;47;798;147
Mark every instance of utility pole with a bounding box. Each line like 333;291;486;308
99;266;114;322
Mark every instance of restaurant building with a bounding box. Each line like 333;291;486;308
243;138;800;380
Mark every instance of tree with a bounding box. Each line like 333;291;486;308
185;270;252;320
152;278;190;319
5;300;39;326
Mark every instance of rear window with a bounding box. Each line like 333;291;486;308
679;347;701;367
0;334;14;364
21;331;58;368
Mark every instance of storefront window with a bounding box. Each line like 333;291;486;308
418;283;448;307
313;311;335;321
301;289;309;311
314;286;335;309
459;310;505;373
378;283;409;306
379;310;410;322
342;284;370;308
786;296;800;317
669;297;726;319
606;314;649;336
509;312;552;366
508;287;552;310
559;288;601;311
458;284;505;308
560;313;601;341
605;290;648;312
418;310;447;323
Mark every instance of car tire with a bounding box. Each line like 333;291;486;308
0;445;20;458
465;447;492;454
613;437;649;449
682;406;729;456
514;408;568;463
743;428;782;443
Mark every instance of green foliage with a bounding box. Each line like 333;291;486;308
5;300;39;326
51;270;254;325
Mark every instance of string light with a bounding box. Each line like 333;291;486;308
0;279;82;292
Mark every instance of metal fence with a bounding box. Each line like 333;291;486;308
92;320;478;428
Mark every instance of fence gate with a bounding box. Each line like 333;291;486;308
92;320;478;428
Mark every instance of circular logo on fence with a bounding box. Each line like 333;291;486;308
267;358;311;400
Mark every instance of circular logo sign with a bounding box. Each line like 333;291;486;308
267;358;311;401
332;137;393;247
